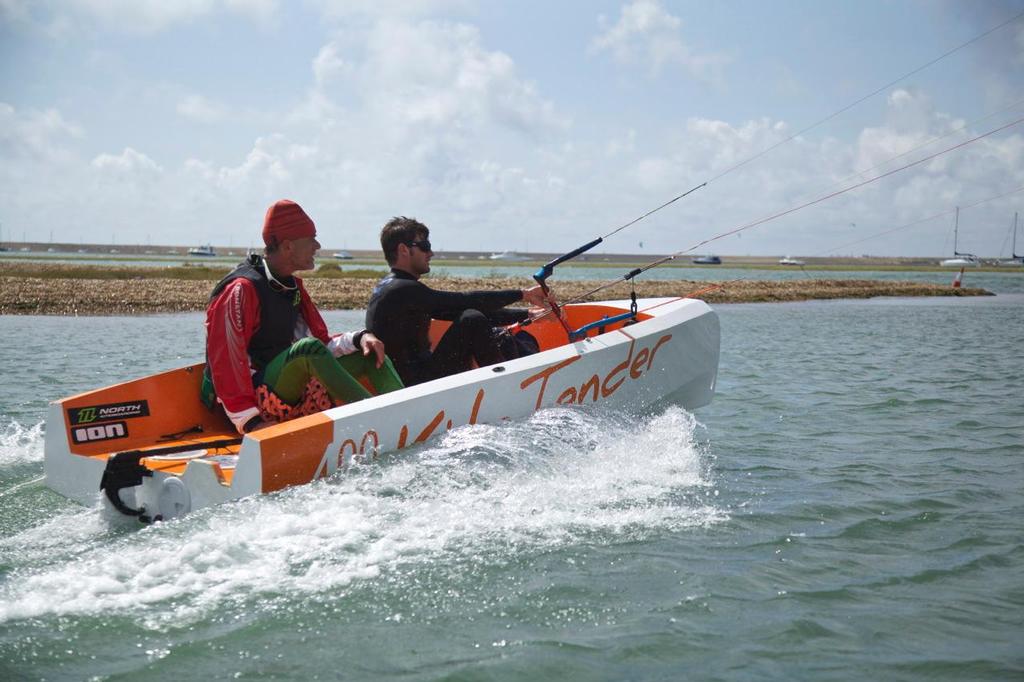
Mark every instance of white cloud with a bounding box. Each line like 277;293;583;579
0;103;83;162
313;0;472;23
357;20;568;136
91;147;163;175
8;0;279;34
312;44;351;89
3;8;1023;256
597;90;1024;257
223;0;277;23
176;94;229;124
591;0;729;82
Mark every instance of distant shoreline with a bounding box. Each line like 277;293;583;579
2;248;1023;272
0;263;992;316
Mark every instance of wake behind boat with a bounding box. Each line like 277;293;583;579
44;297;719;522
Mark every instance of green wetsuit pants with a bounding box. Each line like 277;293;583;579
260;337;403;405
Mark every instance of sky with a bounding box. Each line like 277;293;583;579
2;0;1024;258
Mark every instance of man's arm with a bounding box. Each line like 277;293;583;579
296;279;386;367
413;282;525;314
205;279;262;432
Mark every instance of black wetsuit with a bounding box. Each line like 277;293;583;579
365;269;528;385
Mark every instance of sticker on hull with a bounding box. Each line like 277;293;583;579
68;400;150;426
71;420;129;444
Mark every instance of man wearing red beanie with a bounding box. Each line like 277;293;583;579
202;199;403;434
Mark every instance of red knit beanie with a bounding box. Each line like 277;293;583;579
262;199;316;246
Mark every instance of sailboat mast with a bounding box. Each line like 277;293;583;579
1014;212;1019;260
953;206;959;256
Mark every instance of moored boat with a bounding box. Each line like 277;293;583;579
489;251;530;261
44;297;719;522
997;212;1022;267
188;245;217;257
940;207;980;267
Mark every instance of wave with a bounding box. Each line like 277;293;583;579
0;421;45;468
0;405;725;626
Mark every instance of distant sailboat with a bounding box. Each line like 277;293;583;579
998;212;1023;267
940;207;980;267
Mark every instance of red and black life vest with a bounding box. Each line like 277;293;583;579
209;255;303;371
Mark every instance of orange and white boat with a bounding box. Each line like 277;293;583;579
44;297;719;522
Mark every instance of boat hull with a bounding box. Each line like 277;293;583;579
44;298;719;520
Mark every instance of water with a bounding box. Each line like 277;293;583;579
1;294;1022;679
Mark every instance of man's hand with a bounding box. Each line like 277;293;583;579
360;332;386;368
522;285;554;308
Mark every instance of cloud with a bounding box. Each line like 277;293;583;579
4;0;278;34
3;8;1023;256
591;0;729;83
91;147;163;175
312;43;352;89
176;94;229;124
600;89;1024;256
0;103;83;162
312;0;473;23
354;20;568;136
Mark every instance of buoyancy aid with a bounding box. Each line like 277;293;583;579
208;254;303;371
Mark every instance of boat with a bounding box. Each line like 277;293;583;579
44;297;720;522
332;250;354;260
778;256;805;266
188;245;217;257
940;207;979;267
489;251;530;261
692;255;721;265
998;212;1023;266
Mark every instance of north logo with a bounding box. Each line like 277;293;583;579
68;400;150;426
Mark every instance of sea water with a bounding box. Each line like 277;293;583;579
0;291;1022;679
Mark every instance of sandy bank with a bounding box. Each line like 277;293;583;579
0;270;991;315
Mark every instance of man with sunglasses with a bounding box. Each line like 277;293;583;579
203;199;403;434
366;216;552;386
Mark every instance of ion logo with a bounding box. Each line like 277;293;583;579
72;421;129;444
68;400;149;426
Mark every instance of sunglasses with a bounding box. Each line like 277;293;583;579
406;239;432;252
